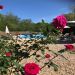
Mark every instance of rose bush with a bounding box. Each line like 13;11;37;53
0;35;75;75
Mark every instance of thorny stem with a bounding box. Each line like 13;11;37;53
29;49;39;57
40;54;58;70
41;50;70;70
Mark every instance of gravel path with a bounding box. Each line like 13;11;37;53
20;44;75;75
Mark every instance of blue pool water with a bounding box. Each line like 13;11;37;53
18;33;46;39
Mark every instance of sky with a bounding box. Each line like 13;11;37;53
0;0;75;23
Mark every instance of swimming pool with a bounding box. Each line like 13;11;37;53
18;33;46;39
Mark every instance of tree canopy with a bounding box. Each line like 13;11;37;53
0;11;75;32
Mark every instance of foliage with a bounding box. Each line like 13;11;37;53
0;38;23;75
38;36;58;44
0;13;51;32
0;34;74;75
0;13;56;34
64;13;75;21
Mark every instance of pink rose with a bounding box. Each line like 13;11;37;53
64;44;75;51
45;54;51;58
24;63;40;75
53;15;67;30
5;52;12;57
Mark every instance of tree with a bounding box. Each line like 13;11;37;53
4;13;20;31
64;13;75;21
64;6;75;21
18;19;33;31
0;14;6;31
70;5;75;14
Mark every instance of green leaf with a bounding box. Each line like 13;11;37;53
13;61;20;68
19;67;24;74
15;73;19;75
45;62;48;65
48;64;51;68
0;67;7;72
41;49;45;55
50;50;58;55
5;48;10;52
32;52;36;55
50;62;58;71
32;44;38;48
58;49;66;53
35;58;40;62
69;51;75;54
